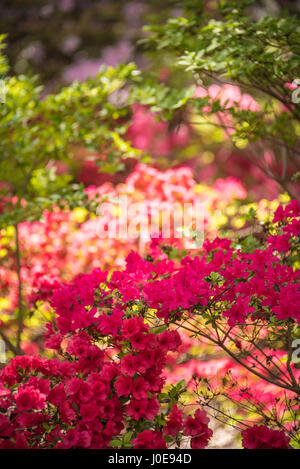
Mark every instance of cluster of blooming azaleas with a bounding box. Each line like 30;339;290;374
0;261;212;449
0;163;247;322
0;201;298;448
242;425;291;450
140;200;300;326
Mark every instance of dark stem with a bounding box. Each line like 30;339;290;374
0;329;19;356
15;223;23;354
174;321;300;396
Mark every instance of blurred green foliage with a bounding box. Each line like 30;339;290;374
141;0;300;196
0;42;143;225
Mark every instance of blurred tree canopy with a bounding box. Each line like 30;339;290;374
1;0;300;85
0;0;178;84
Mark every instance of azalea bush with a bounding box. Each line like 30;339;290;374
161;200;300;448
1;161;260;355
0;257;211;449
0;200;298;449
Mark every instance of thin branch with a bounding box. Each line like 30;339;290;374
0;329;19;356
15;223;23;354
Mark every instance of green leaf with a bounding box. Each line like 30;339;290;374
110;439;122;448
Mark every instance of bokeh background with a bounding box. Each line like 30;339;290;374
0;0;300;449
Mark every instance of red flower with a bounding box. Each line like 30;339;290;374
242;425;291;449
114;375;132;397
130;332;151;350
132;377;149;400
158;330;181;352
183;409;212;449
144;397;160;420
120;355;137;377
126;398;148;420
267;234;290;253
15;385;46;411
164;404;183;436
48;383;66;406
122;318;148;338
132;430;167;449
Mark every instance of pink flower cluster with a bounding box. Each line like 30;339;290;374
0;262;212;449
126;105;190;157
0;200;297;449
242;425;291;449
194;84;260;114
0;163;248;325
141;200;300;326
